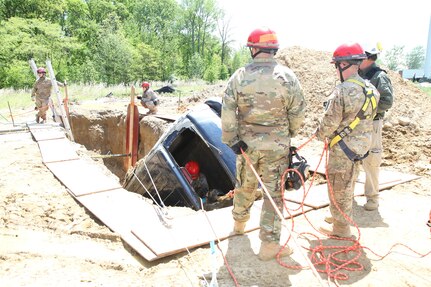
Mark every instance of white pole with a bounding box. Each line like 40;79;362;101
46;59;74;141
424;15;431;78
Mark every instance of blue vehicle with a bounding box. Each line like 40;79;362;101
123;98;237;211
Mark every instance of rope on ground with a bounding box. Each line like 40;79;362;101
240;147;327;287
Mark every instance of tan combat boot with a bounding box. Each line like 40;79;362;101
364;198;379;211
35;115;40;123
319;222;352;238
233;221;246;235
258;241;293;261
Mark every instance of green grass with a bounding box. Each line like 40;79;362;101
0;80;220;116
418;85;431;96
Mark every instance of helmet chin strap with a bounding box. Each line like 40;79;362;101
249;47;277;59
335;62;352;82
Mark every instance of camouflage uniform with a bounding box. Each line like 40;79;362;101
359;63;394;202
315;74;380;225
221;57;306;243
31;76;52;121
192;173;209;198
140;88;159;114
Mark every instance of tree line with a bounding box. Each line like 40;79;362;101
0;0;250;89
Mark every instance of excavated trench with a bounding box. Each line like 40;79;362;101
68;109;171;180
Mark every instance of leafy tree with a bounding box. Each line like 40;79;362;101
0;17;80;88
204;53;220;83
0;0;66;22
382;45;405;71
230;47;251;74
188;52;204;79
406;46;425;69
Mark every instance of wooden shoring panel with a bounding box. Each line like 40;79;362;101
356;169;421;190
37;137;79;163
76;189;159;261
131;200;312;259
45;159;122;197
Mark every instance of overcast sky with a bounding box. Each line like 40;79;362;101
216;0;431;53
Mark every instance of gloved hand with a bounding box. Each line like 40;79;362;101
230;140;248;155
137;96;142;100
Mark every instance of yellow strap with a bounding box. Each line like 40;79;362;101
329;79;377;148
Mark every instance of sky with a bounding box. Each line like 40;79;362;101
216;0;431;53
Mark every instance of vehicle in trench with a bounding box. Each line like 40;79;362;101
123;98;237;211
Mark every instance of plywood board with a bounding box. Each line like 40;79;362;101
46;159;122;197
356;169;421;189
75;189;159;261
37;138;79;163
131;200;312;258
30;128;65;141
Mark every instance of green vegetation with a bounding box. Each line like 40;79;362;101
0;0;250;89
418;85;431;96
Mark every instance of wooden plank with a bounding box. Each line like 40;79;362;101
45;159;122;197
76;189;159;261
356;169;421;189
131;200;312;258
37;137;79;163
30;128;65;141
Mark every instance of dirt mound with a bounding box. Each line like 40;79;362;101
276;46;431;174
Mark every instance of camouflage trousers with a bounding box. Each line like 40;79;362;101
35;97;50;120
327;148;360;225
362;119;383;200
232;149;289;243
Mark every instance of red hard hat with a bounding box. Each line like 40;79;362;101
37;67;46;74
332;43;367;63
185;161;200;180
141;81;150;89
247;28;279;49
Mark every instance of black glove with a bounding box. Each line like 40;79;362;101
137;96;142;100
230;140;248;155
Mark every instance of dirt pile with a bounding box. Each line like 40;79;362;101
277;46;431;174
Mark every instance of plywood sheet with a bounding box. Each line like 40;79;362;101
37;138;79;163
46;159;122;197
131;200;312;258
356;169;421;189
76;189;160;261
30;128;65;141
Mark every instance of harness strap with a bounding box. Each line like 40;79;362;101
329;78;377;161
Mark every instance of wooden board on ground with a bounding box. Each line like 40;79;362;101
131;200;312;259
45;159;122;197
37;137;79;163
30;128;65;141
356;169;421;190
76;189;159;261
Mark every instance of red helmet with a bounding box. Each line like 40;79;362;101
37;67;46;74
185;161;200;180
331;43;367;63
141;81;150;89
247;28;279;49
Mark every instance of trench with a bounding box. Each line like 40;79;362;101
69;110;170;180
68;107;235;211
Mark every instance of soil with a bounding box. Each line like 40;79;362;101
1;46;431;287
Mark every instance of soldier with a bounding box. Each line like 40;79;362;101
139;81;159;115
221;28;306;261
31;67;52;123
359;43;394;211
316;43;379;238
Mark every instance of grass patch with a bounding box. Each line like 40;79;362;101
417;85;431;96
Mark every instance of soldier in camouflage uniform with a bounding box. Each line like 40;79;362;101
221;28;306;261
359;43;394;211
139;82;159;115
31;67;52;123
316;43;380;238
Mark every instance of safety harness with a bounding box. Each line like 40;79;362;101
329;78;378;162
